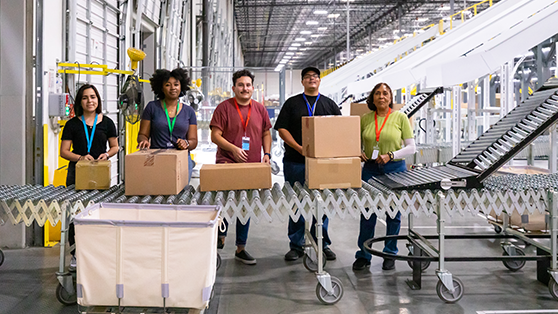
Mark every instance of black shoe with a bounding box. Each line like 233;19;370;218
382;258;395;270
217;237;225;250
352;258;371;271
323;248;337;261
284;249;304;261
235;250;256;265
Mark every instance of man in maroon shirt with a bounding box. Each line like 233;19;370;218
210;69;272;265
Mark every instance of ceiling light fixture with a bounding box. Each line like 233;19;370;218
295;38;306;41
300;31;312;35
285;52;295;55
310;34;320;38
305;42;313;45
317;27;327;31
328;13;340;18
313;10;328;15
291;43;301;47
288;47;298;50
306;21;319;25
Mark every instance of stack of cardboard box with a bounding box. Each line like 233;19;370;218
302;116;362;190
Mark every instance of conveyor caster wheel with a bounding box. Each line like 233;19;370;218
303;252;326;273
407;252;430;271
0;249;4;266
549;278;558;300
56;283;77;305
494;225;502;234
316;276;343;305
216;253;222;271
502;248;525;272
436;277;464;303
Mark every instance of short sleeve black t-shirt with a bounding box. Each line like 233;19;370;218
274;93;341;163
61;115;118;177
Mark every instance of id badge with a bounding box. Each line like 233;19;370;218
242;136;250;151
167;142;174;148
371;144;380;159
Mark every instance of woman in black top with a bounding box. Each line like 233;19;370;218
59;84;119;271
60;84;119;186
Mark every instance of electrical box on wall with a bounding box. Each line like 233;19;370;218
49;93;70;117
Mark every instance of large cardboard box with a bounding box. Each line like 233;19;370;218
199;163;272;192
75;160;111;190
302;116;360;158
350;102;404;117
125;149;189;196
305;157;361;190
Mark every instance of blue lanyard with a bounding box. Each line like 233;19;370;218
303;93;320;116
81;114;98;154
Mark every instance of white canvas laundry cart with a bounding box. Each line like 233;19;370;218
74;203;221;311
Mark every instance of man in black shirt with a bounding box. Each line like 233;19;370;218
274;66;341;261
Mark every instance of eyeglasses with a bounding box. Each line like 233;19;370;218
303;74;320;80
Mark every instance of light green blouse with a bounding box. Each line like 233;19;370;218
361;110;413;159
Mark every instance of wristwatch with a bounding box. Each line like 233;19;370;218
387;151;394;161
264;152;271;159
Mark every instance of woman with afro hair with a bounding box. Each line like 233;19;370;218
137;67;198;182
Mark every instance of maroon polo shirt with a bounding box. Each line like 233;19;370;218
210;98;272;164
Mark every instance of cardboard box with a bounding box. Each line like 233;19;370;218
125;149;189;195
302;116;360;158
350;102;404;117
305;157;362;190
199;163;272;191
75;160;111;190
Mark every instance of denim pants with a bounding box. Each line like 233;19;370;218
283;159;331;252
355;160;406;261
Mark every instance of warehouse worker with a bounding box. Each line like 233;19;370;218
274;66;341;262
352;82;415;271
60;84;119;270
210;69;272;265
137;67;198;182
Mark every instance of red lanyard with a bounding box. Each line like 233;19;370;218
375;108;391;142
234;98;252;133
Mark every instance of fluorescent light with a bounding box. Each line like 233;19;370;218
438;6;450;10
317;27;327;31
285;52;295;55
313;10;328;14
295;38;306;41
291;43;301;47
288;47;298;50
328;13;340;18
274;66;284;72
300;31;312;35
311;34;320;38
306;21;319;25
417;17;429;22
356;49;363;52
378;38;389;41
299;48;307;51
296;52;304;55
305;42;313;45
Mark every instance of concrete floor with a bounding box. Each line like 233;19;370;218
1;213;557;314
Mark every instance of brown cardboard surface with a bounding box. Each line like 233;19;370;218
302;116;360;158
305;157;361;190
76;160;111;190
125;149;190;195
199;163;272;191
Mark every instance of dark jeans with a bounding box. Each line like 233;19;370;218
355;160;406;261
218;218;250;246
283;159;331;253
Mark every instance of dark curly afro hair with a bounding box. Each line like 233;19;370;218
149;67;191;100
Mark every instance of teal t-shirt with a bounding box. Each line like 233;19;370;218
361;110;413;159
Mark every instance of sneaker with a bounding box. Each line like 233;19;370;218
323;248;337;261
69;256;77;272
235;250;256;265
382;258;395;270
284;249;304;261
217;237;225;250
352;258;371;271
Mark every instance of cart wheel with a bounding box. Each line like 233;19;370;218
406;252;430;271
436;277;464;303
549;277;558;300
303;252;326;273
216;253;222;271
0;249;4;266
316;276;344;305
494;225;502;234
502;249;525;272
56;283;77;305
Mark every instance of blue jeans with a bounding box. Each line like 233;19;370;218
188;152;194;184
355;160;406;261
283;159;331;252
218;218;250;246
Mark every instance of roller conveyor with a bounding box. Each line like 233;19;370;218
373;77;558;191
400;87;443;118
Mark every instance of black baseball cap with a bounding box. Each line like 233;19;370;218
301;66;320;79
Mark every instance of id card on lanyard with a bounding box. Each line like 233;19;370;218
303;93;320;117
372;108;391;159
82;114;98;155
163;100;179;148
234;99;252;151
